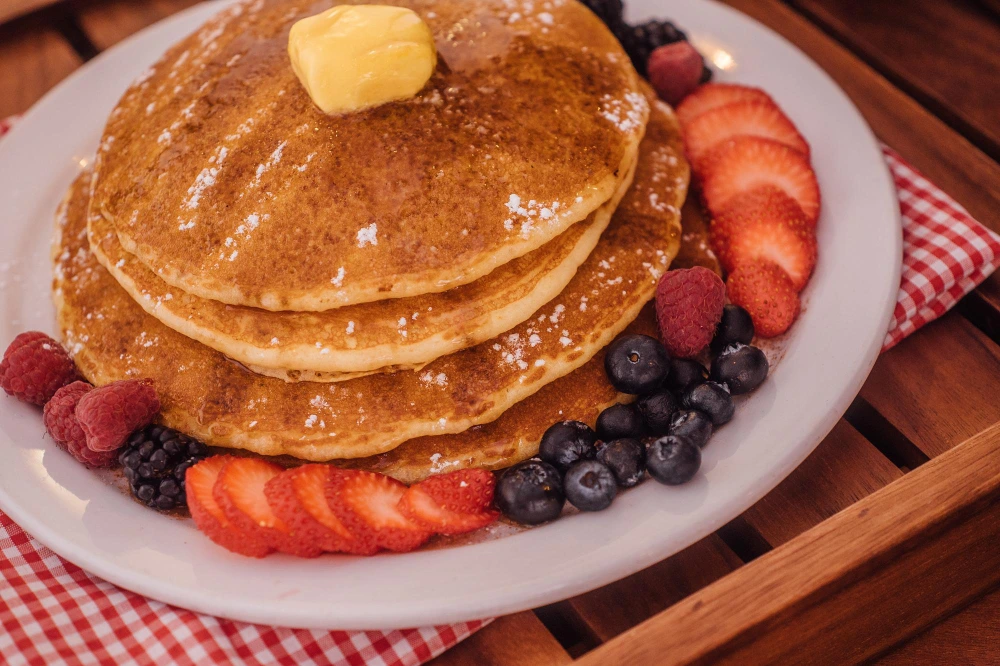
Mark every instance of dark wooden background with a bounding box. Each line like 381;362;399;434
3;1;1000;663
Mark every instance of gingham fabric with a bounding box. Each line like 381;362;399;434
2;121;999;665
881;145;1000;350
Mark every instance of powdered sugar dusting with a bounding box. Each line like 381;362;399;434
356;224;378;248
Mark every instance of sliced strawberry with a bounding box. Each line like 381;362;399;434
399;490;498;535
398;469;500;535
265;465;377;556
676;83;775;127
711;186;817;290
727;259;801;337
684;101;809;171
412;469;497;514
213;457;307;557
186;456;272;558
701;137;820;223
325;470;431;553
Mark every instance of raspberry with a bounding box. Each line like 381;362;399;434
43;381;93;451
42;381;114;467
655;267;726;358
1;332;81;406
76;379;161;453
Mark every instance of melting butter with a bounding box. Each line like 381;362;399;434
288;5;437;115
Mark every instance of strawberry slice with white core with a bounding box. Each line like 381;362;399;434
186;456;273;558
684;100;809;171
213;457;304;556
326;470;431;553
701;137;820;223
266;465;377;556
676;83;775;127
399;485;499;535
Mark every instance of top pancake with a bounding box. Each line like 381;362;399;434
55;97;686;461
92;0;647;311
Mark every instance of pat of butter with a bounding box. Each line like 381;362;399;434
288;5;437;115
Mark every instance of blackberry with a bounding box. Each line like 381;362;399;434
618;20;687;76
580;0;625;32
119;425;209;511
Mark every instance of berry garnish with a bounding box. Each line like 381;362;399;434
711;187;817;291
1;332;81;406
214;457;306;556
667;410;713;448
596;438;646;487
596;403;645;441
75;379;160;453
683;100;808;169
564;460;618;512
636;389;678;435
710;304;755;353
682;381;734;426
325;470;432;553
726;259;801;337
186;456;273;558
264;465;373;555
119;425;208;511
655;267;726;358
44;381;118;467
618;19;688;76
700;137;820;223
711;344;769;395
647;42;704;106
646;435;701;485
398;469;499;535
538;420;598;472
496;460;565;525
665;358;708;394
579;0;625;31
604;334;671;394
676;83;775;128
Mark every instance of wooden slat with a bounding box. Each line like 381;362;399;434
0;0;61;26
738;420;902;547
430;613;570;666
575;422;1000;665
860;313;1000;458
874;585;1000;664
788;0;1000;160
74;0;204;50
0;25;81;117
562;535;742;643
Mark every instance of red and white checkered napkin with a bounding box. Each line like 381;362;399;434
881;145;1000;350
2;119;1000;665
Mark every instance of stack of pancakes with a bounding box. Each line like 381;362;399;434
53;0;693;482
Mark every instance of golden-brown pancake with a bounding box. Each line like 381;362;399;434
93;0;648;311
339;194;720;482
87;157;635;379
56;99;687;461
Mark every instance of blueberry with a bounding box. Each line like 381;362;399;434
665;358;708;394
636;390;678;435
668;410;713;448
539;421;597;471
646;435;701;485
604;334;670;394
711;305;755;353
682;382;734;426
496;460;565;525
596;438;645;487
618;20;688;76
596;403;645;441
564;460;618;511
711;344;769;395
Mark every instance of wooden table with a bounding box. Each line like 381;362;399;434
4;1;1000;663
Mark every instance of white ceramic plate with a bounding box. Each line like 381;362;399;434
0;0;900;629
